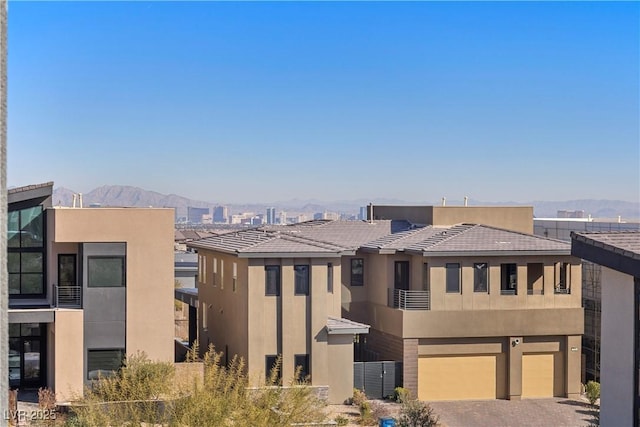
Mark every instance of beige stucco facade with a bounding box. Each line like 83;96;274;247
196;249;355;403
343;251;583;401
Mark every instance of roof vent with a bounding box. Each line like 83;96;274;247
442;197;446;207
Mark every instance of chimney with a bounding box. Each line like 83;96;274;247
72;194;77;208
368;203;373;223
441;197;446;207
79;193;83;208
464;196;468;207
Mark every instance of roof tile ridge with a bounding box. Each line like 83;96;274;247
367;225;430;248
278;232;346;250
474;223;569;244
419;223;477;250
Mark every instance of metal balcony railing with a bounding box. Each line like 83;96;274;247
388;289;430;310
53;284;82;308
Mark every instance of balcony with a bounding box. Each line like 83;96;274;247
53;284;82;308
388;289;430;310
554;287;571;295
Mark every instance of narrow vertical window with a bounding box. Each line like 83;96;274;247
220;259;224;290
233;262;237;292
501;263;517;295
422;263;429;291
294;354;310;382
351;258;364;286
445;263;460;293
327;263;333;293
265;266;281;296
474;263;488;293
294;265;310;295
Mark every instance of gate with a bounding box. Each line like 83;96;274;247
353;361;403;399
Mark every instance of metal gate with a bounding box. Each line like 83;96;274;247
353;361;403;399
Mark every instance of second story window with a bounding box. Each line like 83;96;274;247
555;262;571;294
294;265;310;295
351;258;364;286
88;256;126;287
394;261;410;290
474;263;488;293
501;263;517;295
265;265;281;296
327;263;333;293
446;263;461;293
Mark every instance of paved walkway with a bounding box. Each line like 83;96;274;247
429;398;597;427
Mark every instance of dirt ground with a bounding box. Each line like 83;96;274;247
326;400;402;426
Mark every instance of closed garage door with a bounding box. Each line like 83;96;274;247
522;353;554;398
418;355;497;401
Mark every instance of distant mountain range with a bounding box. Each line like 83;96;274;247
51;185;640;220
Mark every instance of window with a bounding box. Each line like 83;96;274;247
202;256;207;284
327;263;333;293
474;263;488;293
8;206;45;296
555;262;571;294
295;354;310;382
351;258;364;286
394;261;410;290
232;262;237;292
198;255;202;284
202;302;207;329
87;256;125;287
446;263;461;293
295;265;310;295
220;259;224;290
501;263;517;295
422;263;429;291
213;258;217;286
265;266;281;296
265;355;281;383
87;349;124;380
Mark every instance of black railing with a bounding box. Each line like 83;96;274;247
53;284;82;308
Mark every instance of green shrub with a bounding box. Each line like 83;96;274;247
585;381;601;406
397;400;439;427
335;414;349;426
352;388;367;407
394;386;410;403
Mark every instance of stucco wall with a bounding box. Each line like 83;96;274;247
53;309;84;402
600;267;635;427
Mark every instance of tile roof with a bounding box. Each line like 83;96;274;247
8;182;54;195
572;231;640;260
408;224;569;254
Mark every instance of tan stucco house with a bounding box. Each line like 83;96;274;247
8;183;174;401
190;206;583;403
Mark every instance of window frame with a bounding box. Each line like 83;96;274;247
87;256;126;288
265;265;281;296
87;348;125;380
294;264;310;296
445;263;461;293
294;354;310;382
473;262;489;293
351;258;364;287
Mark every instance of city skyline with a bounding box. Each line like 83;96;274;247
8;2;639;203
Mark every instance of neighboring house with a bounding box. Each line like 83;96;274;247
534;218;640;382
8;182;174;401
190;207;584;403
571;231;640;427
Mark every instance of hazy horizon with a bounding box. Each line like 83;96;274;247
9;2;639;203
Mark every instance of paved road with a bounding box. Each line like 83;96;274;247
429;398;597;427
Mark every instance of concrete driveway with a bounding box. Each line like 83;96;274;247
429;398;597;427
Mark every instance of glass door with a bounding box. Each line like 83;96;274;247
58;254;79;306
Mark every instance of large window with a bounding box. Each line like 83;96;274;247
295;354;310;382
294;265;310;295
446;263;461;293
88;256;126;287
501;263;517;295
474;263;488;293
8;206;45;296
87;349;124;380
351;258;364;286
265;266;281;296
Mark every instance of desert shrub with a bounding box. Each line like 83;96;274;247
359;400;374;426
335;414;349;426
585;381;601;406
70;346;327;427
352;388;367;407
394;386;410;403
397;399;439;427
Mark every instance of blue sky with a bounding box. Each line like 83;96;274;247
8;1;639;204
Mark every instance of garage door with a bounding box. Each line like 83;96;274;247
522;353;554;398
418;355;497;401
